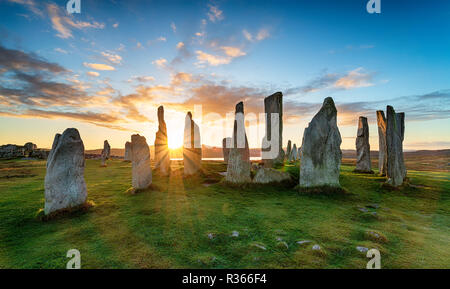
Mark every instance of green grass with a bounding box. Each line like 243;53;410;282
0;159;449;268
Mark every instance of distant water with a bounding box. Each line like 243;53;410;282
170;157;262;161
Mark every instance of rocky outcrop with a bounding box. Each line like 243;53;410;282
299;97;342;189
222;137;231;164
101;140;110;167
355;116;373;173
376;110;387;175
226;102;251;183
124;141;131;161
253;168;291;184
44;128;87;215
131;134;152;189
154;106;170;175
183;112;202;175
386;106;406;186
261;92;284;167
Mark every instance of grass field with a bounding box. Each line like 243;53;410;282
0;158;449;269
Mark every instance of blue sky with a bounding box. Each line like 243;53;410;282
0;0;449;150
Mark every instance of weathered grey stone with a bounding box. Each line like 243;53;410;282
299;97;342;188
226;102;251;183
289;143;298;162
222;137;231;164
44;128;87;215
183;112;202;175
253;168;291;184
154;106;170;175
131;134;152;189
386;106;406;186
262;92;284;167
376;110;387;175
101;140;110;167
286;140;292;160
124;141;131;161
355;116;372;173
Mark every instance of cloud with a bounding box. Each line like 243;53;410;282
195;50;230;66
147;36;167;46
101;51;122;64
47;4;104;39
152;58;167;68
128;75;155;83
171;22;176;32
83;62;115;71
195;47;246;66
113;22;119;28
334;67;374;89
86;71;100;77
243;28;270;42
221;46;246;58
54;47;68;54
0;45;67;73
7;0;43;17
171;72;197;86
0;45;149;129
207;4;224;22
176;42;185;49
285;68;374;96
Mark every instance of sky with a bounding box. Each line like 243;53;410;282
0;0;449;150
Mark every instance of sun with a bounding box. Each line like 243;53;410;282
167;128;184;149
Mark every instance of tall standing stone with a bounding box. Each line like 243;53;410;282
376;111;387;176
386;106;406;186
44;128;87;215
154;106;170;176
131;134;152;189
299;97;342;189
222;137;231;164
289;143;298;162
183;112;202;175
262;92;284;167
124;141;131;161
101;140;110;167
286;140;292;160
226;102;251;183
355;116;373;173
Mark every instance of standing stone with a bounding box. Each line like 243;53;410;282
386;106;406;187
124;141;132;161
299;97;342;189
131;134;152;189
226;102;251;183
44;128;87;215
183;112;202;175
297;146;301;161
289;143;298;162
355;116;373;173
154;106;170;176
286;140;292;160
262;92;284;167
376;111;387;176
222;137;232;163
101;140;110;167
